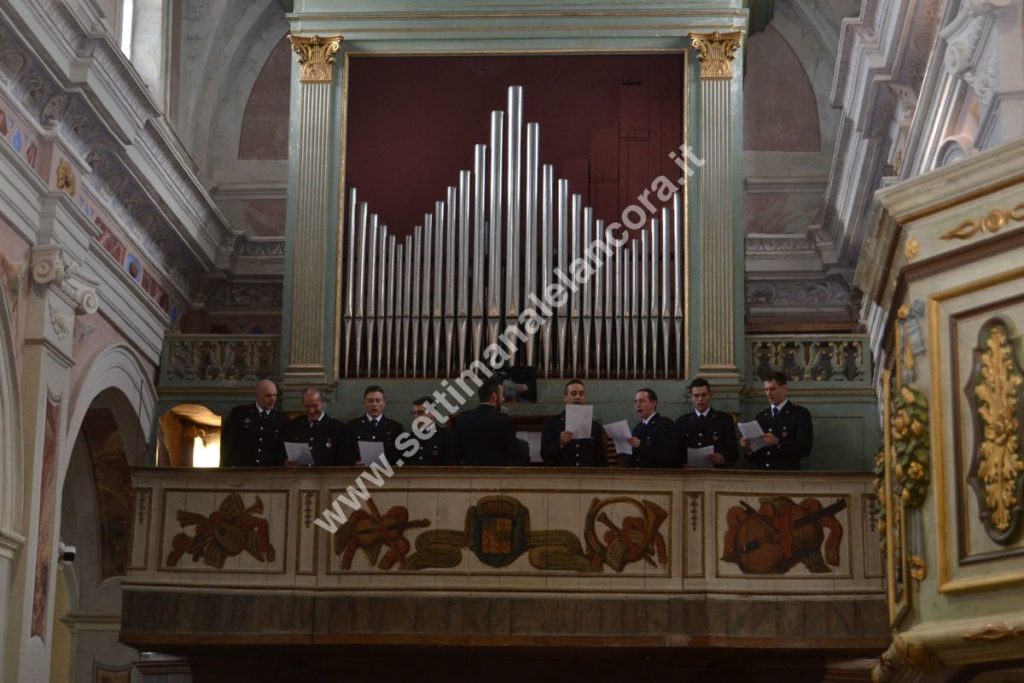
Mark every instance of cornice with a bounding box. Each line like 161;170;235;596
875;137;1024;223
0;2;232;296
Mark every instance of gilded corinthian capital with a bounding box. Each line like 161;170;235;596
289;34;343;83
689;31;743;80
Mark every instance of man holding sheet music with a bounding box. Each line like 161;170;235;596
740;371;814;470
624;388;680;468
283;388;352;466
675;378;738;468
348;385;405;465
540;379;608;467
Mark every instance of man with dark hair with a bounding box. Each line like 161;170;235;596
541;379;607;467
625;388;679;468
283;387;352;466
348;385;404;464
407;397;459;465
456;380;528;466
741;371;814;470
220;379;287;467
675;378;738;468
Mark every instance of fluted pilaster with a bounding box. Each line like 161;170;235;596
283;34;342;385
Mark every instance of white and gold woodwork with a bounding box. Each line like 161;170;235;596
860;137;1024;680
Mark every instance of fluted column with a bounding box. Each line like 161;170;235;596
282;34;342;386
689;31;743;380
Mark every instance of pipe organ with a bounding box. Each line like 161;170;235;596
341;86;685;379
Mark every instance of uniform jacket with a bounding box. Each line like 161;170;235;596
540;411;608;467
283;415;353;466
746;401;813;470
455;404;527;466
220;403;287;467
630;413;680;468
675;408;738;468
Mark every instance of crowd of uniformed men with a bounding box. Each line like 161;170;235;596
219;372;812;471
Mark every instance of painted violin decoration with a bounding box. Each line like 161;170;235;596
721;496;846;574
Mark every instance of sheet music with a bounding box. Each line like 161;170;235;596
738;420;768;452
687;445;715;469
284;442;314;467
604;420;633;454
357;440;386;466
564;404;594;439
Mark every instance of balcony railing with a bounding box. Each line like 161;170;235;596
158;334;280;387
747;334;869;384
122;468;886;651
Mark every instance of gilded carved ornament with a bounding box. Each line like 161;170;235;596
962;622;1024;641
903;238;919;261
909;555;927;580
968;320;1024;542
689;31;743;80
874;634;943;682
289;34;342;83
56;159;76;197
890;384;930;509
942;201;1024;240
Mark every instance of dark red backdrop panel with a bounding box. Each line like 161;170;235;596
345;54;684;237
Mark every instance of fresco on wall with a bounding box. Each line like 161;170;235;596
166;493;276;569
333;495;669;574
31;398;60;639
720;495;847;575
81;408;134;579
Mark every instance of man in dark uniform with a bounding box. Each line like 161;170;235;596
541;379;607;467
347;385;404;464
455;380;529;466
676;377;738;468
741;371;814;470
220;379;287;467
283;388;352;466
625;388;680;468
407;397;459;465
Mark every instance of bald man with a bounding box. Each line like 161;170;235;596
221;379;288;467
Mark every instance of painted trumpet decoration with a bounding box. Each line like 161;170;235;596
341;86;685;379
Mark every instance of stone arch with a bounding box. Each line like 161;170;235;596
188;2;289;176
61;344;156;491
937;135;977;167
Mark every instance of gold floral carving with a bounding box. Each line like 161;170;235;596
909;555;927;580
962;623;1024;641
941;202;1024;241
903;238;919;261
890;384;930;508
971;322;1023;537
289;34;343;83
56;159;76;197
872;447;887;551
689;31;743;80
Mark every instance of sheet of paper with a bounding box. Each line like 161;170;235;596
564;404;594;439
738;420;768;452
604;420;633;454
284;442;314;466
687;445;715;469
357;440;386;466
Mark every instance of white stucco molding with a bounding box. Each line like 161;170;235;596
0;277;24;537
30;244;100;316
